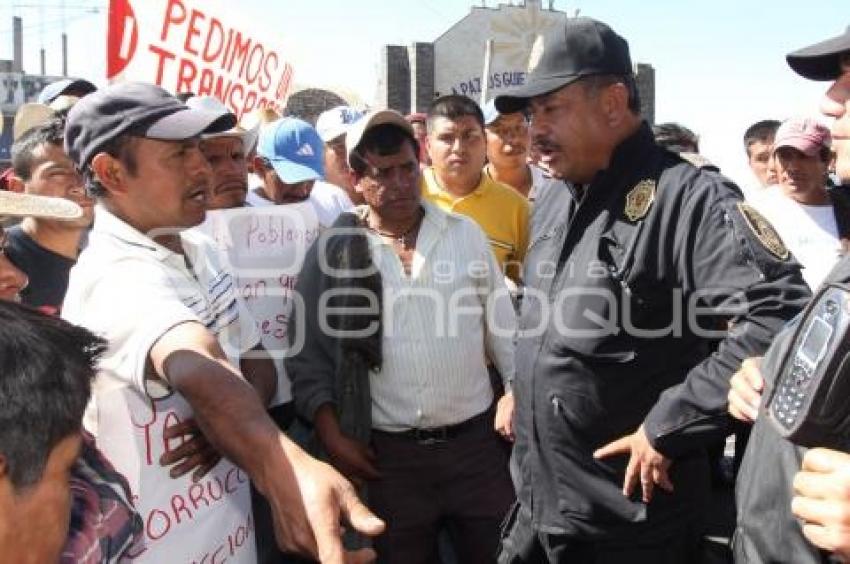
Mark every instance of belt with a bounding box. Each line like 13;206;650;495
374;408;492;445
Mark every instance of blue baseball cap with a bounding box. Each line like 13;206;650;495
256;117;324;183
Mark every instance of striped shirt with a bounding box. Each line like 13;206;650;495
365;202;516;431
62;206;259;563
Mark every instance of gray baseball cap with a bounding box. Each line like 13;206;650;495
64;82;236;169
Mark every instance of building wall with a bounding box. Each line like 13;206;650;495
284;88;349;125
433;0;566;102
379;1;656;124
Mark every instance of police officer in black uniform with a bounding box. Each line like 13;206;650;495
731;26;850;564
494;17;811;563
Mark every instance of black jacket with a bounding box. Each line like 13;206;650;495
513;122;811;543
734;256;850;564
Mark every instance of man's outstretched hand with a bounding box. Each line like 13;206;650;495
263;435;386;563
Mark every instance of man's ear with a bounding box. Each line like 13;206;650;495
348;169;365;194
600;83;630;127
6;175;25;194
90;153;126;196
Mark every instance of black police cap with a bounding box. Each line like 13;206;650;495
787;26;850;82
64;82;236;170
494;17;633;114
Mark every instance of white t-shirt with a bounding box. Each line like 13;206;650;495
247;180;353;227
749;186;842;291
62;207;259;563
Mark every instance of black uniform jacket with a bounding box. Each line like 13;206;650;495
734;255;850;564
513;122;811;543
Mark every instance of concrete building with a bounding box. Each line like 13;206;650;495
379;0;655;122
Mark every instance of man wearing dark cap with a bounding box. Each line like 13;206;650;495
37;77;96;105
729;26;850;563
493;18;809;563
60;82;383;563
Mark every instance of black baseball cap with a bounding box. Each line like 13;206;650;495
494;17;633;114
787;26;850;81
64;82;236;169
37;78;97;104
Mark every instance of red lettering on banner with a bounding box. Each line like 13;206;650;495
147;508;172;540
211;545;226;564
149;45;176;86
132;408;159;467
162;411;187;455
228;83;245;117
228;32;251;75
184;9;205;56
171;493;193;524
224;468;239;494
242;90;257;115
203;18;225;63
197;67;215;96
208;476;224;501
245;43;264;85
177;58;199;94
161;0;187;42
275;63;294;100
260;51;277;92
188;482;210;511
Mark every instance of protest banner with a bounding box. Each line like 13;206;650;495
107;0;295;118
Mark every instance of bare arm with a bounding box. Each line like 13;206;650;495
150;321;384;562
240;342;277;407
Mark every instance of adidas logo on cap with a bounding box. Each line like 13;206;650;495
296;143;315;157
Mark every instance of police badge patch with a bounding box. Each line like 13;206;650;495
737;202;789;260
624;179;656;222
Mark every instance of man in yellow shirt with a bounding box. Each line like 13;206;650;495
421;95;530;282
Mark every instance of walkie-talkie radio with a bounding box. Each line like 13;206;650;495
765;284;850;448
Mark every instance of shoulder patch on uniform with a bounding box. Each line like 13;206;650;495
736;202;789;260
624;179;656;222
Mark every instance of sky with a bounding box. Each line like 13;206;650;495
0;0;845;189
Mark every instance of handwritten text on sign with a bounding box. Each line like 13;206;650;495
195;204;320;405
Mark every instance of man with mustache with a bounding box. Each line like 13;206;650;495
185;96;258;211
289;109;516;563
60;82;383;563
494;17;808;563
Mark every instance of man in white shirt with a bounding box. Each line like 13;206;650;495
289;110;516;563
248;117;353;226
61;82;383;564
749;116;846;290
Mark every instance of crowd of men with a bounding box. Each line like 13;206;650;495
1;15;850;564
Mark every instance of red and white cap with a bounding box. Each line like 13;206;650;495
773;117;832;157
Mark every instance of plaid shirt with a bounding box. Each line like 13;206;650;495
61;433;143;563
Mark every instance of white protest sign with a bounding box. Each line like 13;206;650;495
96;388;255;563
195;203;321;405
107;0;295;118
